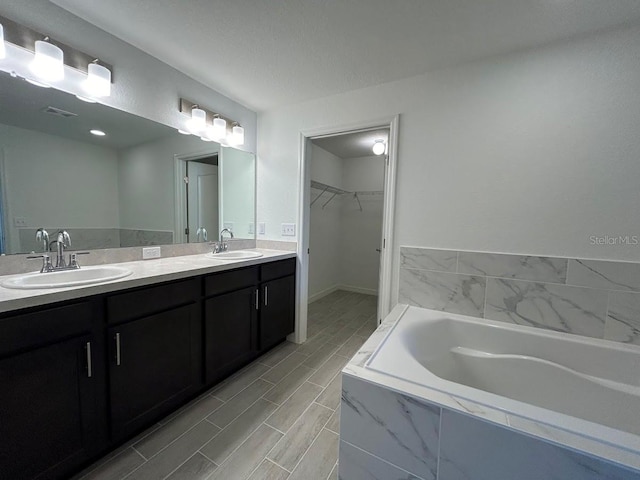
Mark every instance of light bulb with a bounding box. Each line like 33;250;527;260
0;23;6;60
84;63;111;98
30;40;64;82
372;140;386;156
230;124;245;146
212;116;227;140
187;107;206;133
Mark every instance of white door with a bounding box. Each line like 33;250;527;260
187;162;218;242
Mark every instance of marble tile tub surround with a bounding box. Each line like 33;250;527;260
399;246;640;344
340;374;640;480
0;238;257;276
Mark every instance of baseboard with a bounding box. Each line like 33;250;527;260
308;285;340;303
337;284;378;296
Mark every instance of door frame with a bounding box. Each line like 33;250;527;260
295;115;399;343
174;148;220;244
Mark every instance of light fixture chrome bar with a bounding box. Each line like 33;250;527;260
179;98;239;128
0;14;113;76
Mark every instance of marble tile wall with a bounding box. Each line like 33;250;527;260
399;247;640;344
340;374;640;480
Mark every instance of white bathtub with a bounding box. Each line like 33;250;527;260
366;305;640;456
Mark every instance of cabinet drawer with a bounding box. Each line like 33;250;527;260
204;266;258;297
0;302;94;357
107;278;198;324
260;258;296;282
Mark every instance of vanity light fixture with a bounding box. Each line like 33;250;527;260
30;39;65;83
212;116;227;140
84;61;112;98
89;129;106;136
187;106;207;133
372;139;386;156
0;23;6;59
178;129;191;135
230;123;245;146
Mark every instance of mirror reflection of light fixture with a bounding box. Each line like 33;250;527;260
187;106;206;133
0;23;6;59
84;62;111;98
372;139;386;155
30;39;64;82
230;123;245;146
212;116;227;140
178;129;191;135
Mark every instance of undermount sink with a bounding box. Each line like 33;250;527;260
209;250;264;261
1;266;133;290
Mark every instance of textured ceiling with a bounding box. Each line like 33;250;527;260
313;129;389;159
51;0;640;111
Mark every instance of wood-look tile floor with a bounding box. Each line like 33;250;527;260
75;291;377;480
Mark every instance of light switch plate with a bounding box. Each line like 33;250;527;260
281;223;296;236
258;223;266;235
142;246;161;259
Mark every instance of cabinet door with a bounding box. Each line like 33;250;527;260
205;286;258;385
260;275;295;350
0;335;97;480
108;303;200;441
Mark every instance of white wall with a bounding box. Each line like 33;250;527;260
340;155;385;293
118;133;215;234
3;0;257;153
257;24;640;306
309;144;344;299
0;123;119;252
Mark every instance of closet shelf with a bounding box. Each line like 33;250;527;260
311;180;383;210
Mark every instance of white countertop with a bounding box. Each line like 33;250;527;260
0;249;296;314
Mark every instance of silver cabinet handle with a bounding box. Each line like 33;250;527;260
255;289;259;310
264;286;268;306
86;341;92;378
115;333;121;366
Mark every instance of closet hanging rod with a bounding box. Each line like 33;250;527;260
311;180;350;195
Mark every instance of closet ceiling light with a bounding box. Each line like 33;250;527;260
230;124;245;146
90;129;106;136
30;40;64;82
84;62;111;98
187;107;207;133
0;23;6;59
372;139;386;155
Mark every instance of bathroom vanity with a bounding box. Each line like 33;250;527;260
0;252;295;480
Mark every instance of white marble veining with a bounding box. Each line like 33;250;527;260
338;441;423;480
457;252;567;283
0;249;295;314
567;259;640;292
438;409;640;480
399;247;457;272
399;269;485;317
605;291;640;345
341;375;440;480
484;278;607;338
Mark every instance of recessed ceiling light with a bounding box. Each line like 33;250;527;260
90;129;106;136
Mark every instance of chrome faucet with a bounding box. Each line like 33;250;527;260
49;230;71;268
30;230;89;272
212;228;234;253
35;228;49;253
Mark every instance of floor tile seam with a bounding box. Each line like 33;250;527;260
264;380;320;429
160;450;201;480
278;423;335;477
208;392;271;429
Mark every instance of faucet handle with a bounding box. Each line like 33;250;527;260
69;251;90;268
58;230;71;247
27;254;54;273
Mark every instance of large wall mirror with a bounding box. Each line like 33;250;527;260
0;71;255;255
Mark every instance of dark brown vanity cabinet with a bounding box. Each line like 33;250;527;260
259;259;296;350
0;302;104;480
106;279;201;441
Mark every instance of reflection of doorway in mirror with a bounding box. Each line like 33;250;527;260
186;155;219;243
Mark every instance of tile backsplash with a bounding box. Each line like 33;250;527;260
399;247;640;345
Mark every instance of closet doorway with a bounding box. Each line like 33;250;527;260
296;116;399;343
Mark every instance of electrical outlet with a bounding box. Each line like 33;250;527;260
248;223;255;234
281;223;296;236
142;246;161;259
13;217;27;227
258;223;266;235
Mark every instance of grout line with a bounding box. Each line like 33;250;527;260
264;420;287;436
161;450;199;480
131;445;148;461
325;461;338;480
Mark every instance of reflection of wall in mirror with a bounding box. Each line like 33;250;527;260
220;147;256;239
